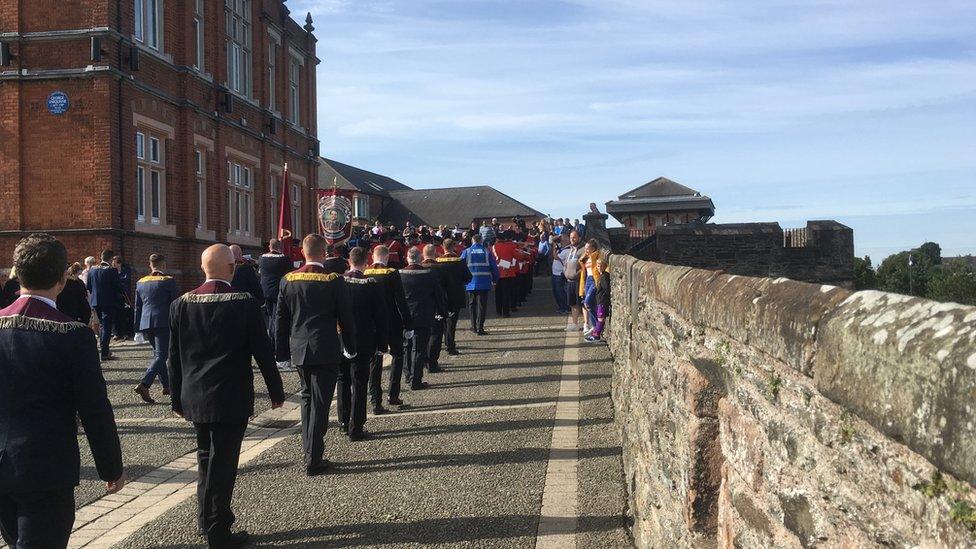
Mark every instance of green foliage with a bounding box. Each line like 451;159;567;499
949;500;976;533
839;411;855;443
766;373;782;400
853;256;877;290
913;471;948;499
928;259;976;306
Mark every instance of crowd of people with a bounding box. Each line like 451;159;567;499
0;214;608;549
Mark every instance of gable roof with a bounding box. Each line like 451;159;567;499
320;158;413;197
618;177;702;200
385;186;546;227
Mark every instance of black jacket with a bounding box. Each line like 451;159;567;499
0;278;20;309
57;278;92;323
258;252;293;302
322;256;349;275
275;264;357;365
399;264;446;329
0;297;122;493
231;261;263;301
343;270;389;354
168;280;284;422
430;255;472;312
363;264;413;333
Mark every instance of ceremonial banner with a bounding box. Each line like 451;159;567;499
317;189;355;245
277;164;294;258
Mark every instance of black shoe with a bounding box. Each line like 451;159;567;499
428;365;442;373
207;529;250;548
101;354;116;361
447;349;460;356
348;429;369;441
411;382;429;390
478;329;488;336
134;384;155;404
339;423;348;434
306;460;332;476
372;405;387;415
388;397;404;406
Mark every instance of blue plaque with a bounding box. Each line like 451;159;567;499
47;91;70;116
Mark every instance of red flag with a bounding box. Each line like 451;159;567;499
277;163;293;257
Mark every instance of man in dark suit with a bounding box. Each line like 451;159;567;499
365;245;413;413
399;247;445;390
322;243;349;275
111;255;135;341
0;234;125;549
337;247;387;440
427;239;472;364
133;253;178;404
421;244;453;374
229;244;263;301
275;235;356;475
258;239;293;349
169;244;284;548
86;249;125;360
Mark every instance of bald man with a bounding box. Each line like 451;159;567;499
229;244;263;301
168;244;285;548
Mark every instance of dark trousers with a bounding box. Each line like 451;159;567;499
264;299;277;349
194;420;248;538
337;351;373;433
403;327;431;389
469;290;489;332
94;306;115;358
552;275;569;312
372;328;405;403
444;310;460;351
297;364;338;468
428;318;445;369
495;277;515;317
114;305;134;338
141;327;170;389
0;489;74;549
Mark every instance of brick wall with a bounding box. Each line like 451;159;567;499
607;255;976;547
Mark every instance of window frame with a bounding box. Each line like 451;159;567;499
134;0;163;51
193;0;205;71
225;0;252;97
135;130;166;226
226;158;255;237
288;54;302;124
267;32;280;111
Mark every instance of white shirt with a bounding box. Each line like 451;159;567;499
17;294;57;309
552;247;567;277
305;262;324;268
204;278;233;286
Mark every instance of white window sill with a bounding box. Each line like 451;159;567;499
226;233;260;247
195;227;216;241
135;220;177;237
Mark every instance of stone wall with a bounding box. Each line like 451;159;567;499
607;254;976;548
617;221;855;288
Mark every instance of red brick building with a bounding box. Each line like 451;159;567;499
0;0;320;287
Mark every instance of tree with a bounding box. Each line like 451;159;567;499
853;256;877;290
917;242;942;265
927;259;976;306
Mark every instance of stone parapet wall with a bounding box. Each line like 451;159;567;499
607;254;976;547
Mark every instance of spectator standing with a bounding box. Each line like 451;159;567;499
560;231;584;331
550;235;570;314
79;256;97;285
586;257;611;343
57;263;92;323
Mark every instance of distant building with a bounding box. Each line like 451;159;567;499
605;177;715;237
317;158;546;229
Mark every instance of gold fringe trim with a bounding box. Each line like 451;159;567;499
0;315;87;333
285;272;340;283
364;268;394;276
181;292;253;304
399;269;432;275
139;275;173;283
436;257;462;263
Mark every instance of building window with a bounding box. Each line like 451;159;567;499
193;0;205;71
227;160;254;236
134;0;162;51
291;184;301;237
195;150;206;229
136;131;165;224
354;195;368;219
268;34;279;111
289;57;300;124
269;175;279;236
225;0;251;97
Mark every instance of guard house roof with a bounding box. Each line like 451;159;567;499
606;177;716;215
321;158;413;197
385;186;546;227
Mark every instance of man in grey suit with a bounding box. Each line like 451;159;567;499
133;253;178;403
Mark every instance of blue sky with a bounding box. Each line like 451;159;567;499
292;0;976;260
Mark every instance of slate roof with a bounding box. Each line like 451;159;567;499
321;158;413;197
606;176;715;216
385;186;546;227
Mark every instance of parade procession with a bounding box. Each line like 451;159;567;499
0;167;605;548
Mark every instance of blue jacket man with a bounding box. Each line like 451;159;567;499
0;234;125;548
86;249;125;360
460;233;499;334
133;254;178;403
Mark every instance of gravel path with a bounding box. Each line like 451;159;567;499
65;278;631;548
